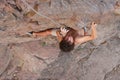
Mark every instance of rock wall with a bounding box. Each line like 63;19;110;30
0;0;120;80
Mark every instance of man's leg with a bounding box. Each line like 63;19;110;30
28;28;58;37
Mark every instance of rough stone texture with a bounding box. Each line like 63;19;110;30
0;44;11;76
0;0;120;80
39;37;120;80
104;64;120;80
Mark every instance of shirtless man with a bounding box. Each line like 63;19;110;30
28;22;97;52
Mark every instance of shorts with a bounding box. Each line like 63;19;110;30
51;28;59;36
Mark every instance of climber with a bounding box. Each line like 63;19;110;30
28;22;97;52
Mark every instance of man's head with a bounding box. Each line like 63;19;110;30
59;36;75;52
59;27;78;52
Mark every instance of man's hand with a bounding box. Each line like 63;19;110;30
60;27;69;36
91;22;97;28
91;22;97;39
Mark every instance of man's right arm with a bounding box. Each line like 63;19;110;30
75;22;97;44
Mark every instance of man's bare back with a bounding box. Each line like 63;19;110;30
28;22;97;52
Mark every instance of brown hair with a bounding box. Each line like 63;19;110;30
59;27;79;52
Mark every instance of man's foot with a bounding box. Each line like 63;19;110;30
26;31;37;37
26;31;34;35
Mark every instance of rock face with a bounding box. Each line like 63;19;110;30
39;37;120;80
0;0;120;80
